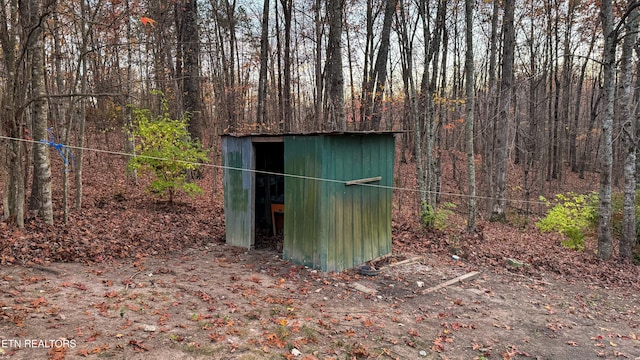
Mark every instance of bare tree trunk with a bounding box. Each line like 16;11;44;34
181;0;203;142
491;0;514;222
323;0;345;130
619;4;638;261
550;53;560;181
76;0;89;209
546;0;560;182
221;0;238;130
524;2;539;216
124;0;136;185
1;0;28;228
418;0;446;211
314;0;323;130
345;17;357;129
29;0;53;224
359;0;374;131
280;0;292;132
50;11;69;223
256;0;269;126
397;0;423;205
558;0;576;182
598;0;614;260
365;0;397;130
633;50;640;186
484;0;499;215
464;0;476;231
542;1;553;186
274;0;283;129
571;29;597;173
580;79;601;179
3;143;25;227
635;41;640;186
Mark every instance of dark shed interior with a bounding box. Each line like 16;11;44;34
254;141;284;248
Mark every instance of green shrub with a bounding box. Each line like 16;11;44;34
561;227;586;251
128;91;209;203
536;192;598;251
538;190;640;255
421;201;456;230
420;202;435;228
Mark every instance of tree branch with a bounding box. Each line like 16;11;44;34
613;0;640;45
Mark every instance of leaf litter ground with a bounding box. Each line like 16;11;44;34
0;148;639;360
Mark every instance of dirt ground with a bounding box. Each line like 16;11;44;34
1;150;639;359
1;241;639;360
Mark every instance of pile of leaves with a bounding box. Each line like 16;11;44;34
0;198;224;264
461;221;640;290
0;153;224;265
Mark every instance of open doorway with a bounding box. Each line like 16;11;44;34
253;140;284;250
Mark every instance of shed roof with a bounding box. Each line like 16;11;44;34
222;130;402;138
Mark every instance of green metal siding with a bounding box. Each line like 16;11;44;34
222;136;255;248
283;134;394;271
283;136;323;267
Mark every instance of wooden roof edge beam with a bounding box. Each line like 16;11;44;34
345;176;382;186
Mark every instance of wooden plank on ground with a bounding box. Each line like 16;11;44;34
382;256;423;270
350;282;378;295
421;271;481;294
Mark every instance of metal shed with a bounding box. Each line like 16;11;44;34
222;132;395;272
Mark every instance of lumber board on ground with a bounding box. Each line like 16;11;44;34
382;256;423;269
350;282;378;295
421;271;480;294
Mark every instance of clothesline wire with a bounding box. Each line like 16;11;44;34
0;134;551;206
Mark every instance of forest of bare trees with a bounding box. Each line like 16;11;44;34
1;0;639;261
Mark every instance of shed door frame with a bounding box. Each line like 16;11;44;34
252;138;285;243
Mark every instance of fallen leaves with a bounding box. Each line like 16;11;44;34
47;345;67;360
12;316;24;327
128;339;149;352
431;332;453;352
30;297;48;308
348;342;369;358
93;302;109;316
0;188;223;266
494;323;513;330
450;322;475;331
118;319;133;330
72;283;88;291
76;344;109;357
455;216;640;294
22;276;46;285
208;332;226;342
0;155;638;360
613;350;629;358
265;333;287;349
361;318;374;328
502;348;515;360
